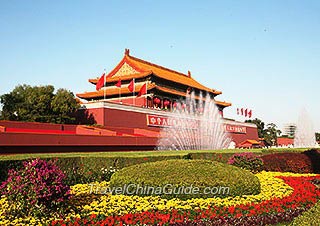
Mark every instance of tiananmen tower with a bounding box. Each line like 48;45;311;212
76;49;231;117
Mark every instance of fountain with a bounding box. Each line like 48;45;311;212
294;108;318;148
157;92;231;150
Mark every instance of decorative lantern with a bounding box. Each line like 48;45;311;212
172;102;177;111
153;97;160;104
153;97;161;108
163;100;170;110
163;100;170;106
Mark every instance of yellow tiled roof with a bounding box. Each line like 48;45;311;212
88;52;222;95
239;139;261;145
76;82;231;108
77;82;155;99
88;71;153;84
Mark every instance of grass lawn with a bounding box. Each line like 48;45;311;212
0;147;308;160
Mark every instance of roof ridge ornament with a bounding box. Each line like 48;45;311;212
187;70;191;77
125;48;130;56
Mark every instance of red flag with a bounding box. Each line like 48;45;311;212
128;79;134;92
241;108;244;115
96;73;105;91
115;79;121;88
137;83;147;97
248;110;252;118
244;109;248;117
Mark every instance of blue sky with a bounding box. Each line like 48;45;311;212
1;0;319;132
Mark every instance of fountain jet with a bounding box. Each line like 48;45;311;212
157;92;231;150
294;108;317;148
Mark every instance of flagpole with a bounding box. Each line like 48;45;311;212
133;78;135;106
145;82;147;107
103;69;106;100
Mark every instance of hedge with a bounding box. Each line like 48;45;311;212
109;159;261;200
0;148;317;185
0;155;183;185
261;149;320;174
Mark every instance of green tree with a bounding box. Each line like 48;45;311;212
316;132;320;142
245;118;265;138
0;84;80;124
245;118;282;146
264;123;282;146
51;88;79;124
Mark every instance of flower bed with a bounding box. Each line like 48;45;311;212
1;171;319;225
55;173;320;225
261;149;320;174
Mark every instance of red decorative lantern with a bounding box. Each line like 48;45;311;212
173;102;177;107
163;100;170;107
153;97;160;104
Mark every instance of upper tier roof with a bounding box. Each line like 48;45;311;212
88;49;222;95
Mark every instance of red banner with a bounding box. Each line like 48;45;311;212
147;115;247;134
146;115;198;129
225;124;246;134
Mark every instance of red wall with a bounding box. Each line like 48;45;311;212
0;120;77;132
0;106;259;154
85;108;105;125
85;107;259;145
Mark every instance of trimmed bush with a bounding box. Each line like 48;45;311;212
0;158;70;218
303;149;320;173
0;155;184;185
187;152;233;163
261;149;320;173
228;152;264;172
0;148;315;186
109;159;261;200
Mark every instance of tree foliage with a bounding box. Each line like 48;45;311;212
316;132;320;142
245;118;281;146
0;84;80;124
264;123;282;146
245;118;265;138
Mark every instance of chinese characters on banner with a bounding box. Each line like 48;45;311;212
146;115;247;134
225;124;247;134
146;115;198;129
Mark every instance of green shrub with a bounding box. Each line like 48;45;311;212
0;155;184;185
187;152;233;163
228;152;264;172
109;159;261;200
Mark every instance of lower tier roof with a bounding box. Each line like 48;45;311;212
77;82;231;108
